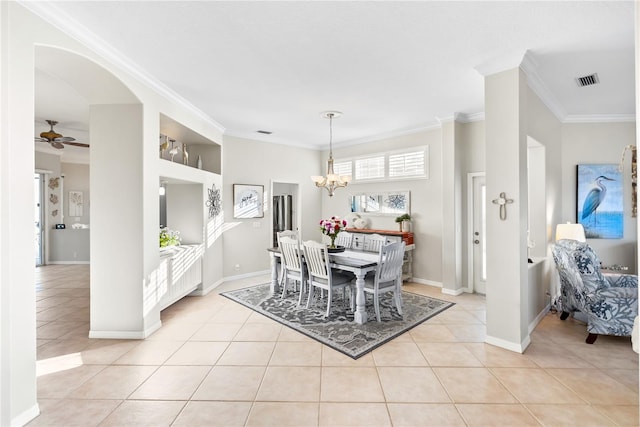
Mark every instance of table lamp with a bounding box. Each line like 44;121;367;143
555;222;586;242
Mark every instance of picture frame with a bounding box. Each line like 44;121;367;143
233;184;264;218
576;164;623;239
69;190;84;217
350;191;410;216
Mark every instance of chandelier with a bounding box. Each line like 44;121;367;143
311;111;352;196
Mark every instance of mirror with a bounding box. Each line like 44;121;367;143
350;191;410;215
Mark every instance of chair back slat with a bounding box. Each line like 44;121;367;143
375;241;405;284
279;236;303;272
335;231;353;249
303;240;330;280
364;233;387;252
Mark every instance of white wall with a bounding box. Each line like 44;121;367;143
561;122;637;273
325;129;444;285
222;136;322;278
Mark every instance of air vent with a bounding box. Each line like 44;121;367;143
257;130;272;135
576;73;599;87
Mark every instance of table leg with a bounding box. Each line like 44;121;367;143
353;271;367;324
269;252;280;295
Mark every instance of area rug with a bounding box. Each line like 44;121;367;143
221;283;454;359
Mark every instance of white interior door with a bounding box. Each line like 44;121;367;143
471;174;486;294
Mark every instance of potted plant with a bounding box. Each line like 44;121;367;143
395;213;412;232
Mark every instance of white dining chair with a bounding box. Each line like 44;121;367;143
277;230;299;286
303;240;353;318
364;233;386;252
359;241;406;322
278;236;306;305
334;231;353;249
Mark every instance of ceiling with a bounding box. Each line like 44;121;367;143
31;1;635;162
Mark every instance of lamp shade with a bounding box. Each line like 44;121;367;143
555;222;586;242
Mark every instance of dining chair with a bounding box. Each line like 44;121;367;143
334;231;353;249
364;233;387;252
278;236;306;305
359;241;406;322
276;229;299;285
302;240;354;318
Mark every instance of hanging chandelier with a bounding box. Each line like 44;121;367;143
311;111;352;197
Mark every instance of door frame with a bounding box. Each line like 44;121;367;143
467;172;486;293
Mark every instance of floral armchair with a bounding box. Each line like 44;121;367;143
552;239;638;344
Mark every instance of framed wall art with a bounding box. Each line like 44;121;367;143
577;164;623;239
69;190;84;217
233;184;264;218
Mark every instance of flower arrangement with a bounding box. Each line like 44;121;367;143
159;227;181;248
319;216;347;248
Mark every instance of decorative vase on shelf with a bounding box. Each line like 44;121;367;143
329;235;336;249
197;155;202;169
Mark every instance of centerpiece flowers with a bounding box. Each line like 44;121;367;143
319;216;347;249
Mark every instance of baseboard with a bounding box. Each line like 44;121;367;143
223;269;271;282
11;403;40;427
191;278;224;296
411;277;443;287
46;261;90;265
485;334;531;354
89;319;161;339
528;303;551;335
441;287;465;296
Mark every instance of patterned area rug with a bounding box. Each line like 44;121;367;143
222;283;454;359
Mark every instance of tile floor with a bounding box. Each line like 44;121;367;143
30;264;639;426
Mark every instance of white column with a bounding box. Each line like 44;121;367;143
484;67;530;352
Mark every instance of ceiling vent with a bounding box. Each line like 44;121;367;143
575;73;599;87
257;130;272;135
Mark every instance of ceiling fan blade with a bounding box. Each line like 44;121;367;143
50;141;65;149
34;137;47;142
55;136;76;142
63;141;89;148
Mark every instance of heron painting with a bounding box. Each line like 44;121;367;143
577;164;623;238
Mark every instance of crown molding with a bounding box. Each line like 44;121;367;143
563;114;636;123
520;52;567;122
474;49;527;77
19;1;226;135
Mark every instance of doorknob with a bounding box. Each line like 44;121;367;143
474;239;480;244
474;231;479;236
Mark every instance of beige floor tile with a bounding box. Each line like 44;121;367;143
547;368;639;405
604;368;639;393
113;340;183;365
99;400;186;426
490;367;586;404
456;403;541;426
371;341;428;366
37;364;106;399
593;404;640;426
564;341;639;370
80;340;141;365
465;343;539;368
436;309;484;324
321;367;385;402
233;322;283;341
378;367;451;403
209;306;253;323
433;367;517;404
418;342;483;367
409;324;458;342
129;365;210;400
277;325;315;341
27;398;121;426
269;341;322;366
68;365;157;399
526;404;617;426
37;338;92;361
173;401;252;426
387;403;466;426
319;402;390;426
192;366;265;401
145;321;202;341
217;341;276;365
256;366;321;402
37;321;87;340
446;324;486;342
246;402;319;427
523;341;595;369
190;322;244;341
321;346;375;366
164;341;229;365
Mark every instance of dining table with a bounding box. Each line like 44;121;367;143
267;247;378;324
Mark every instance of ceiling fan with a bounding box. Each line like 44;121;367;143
35;120;89;149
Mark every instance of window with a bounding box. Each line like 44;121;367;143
355;156;385;180
389;149;427;179
335;146;428;182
